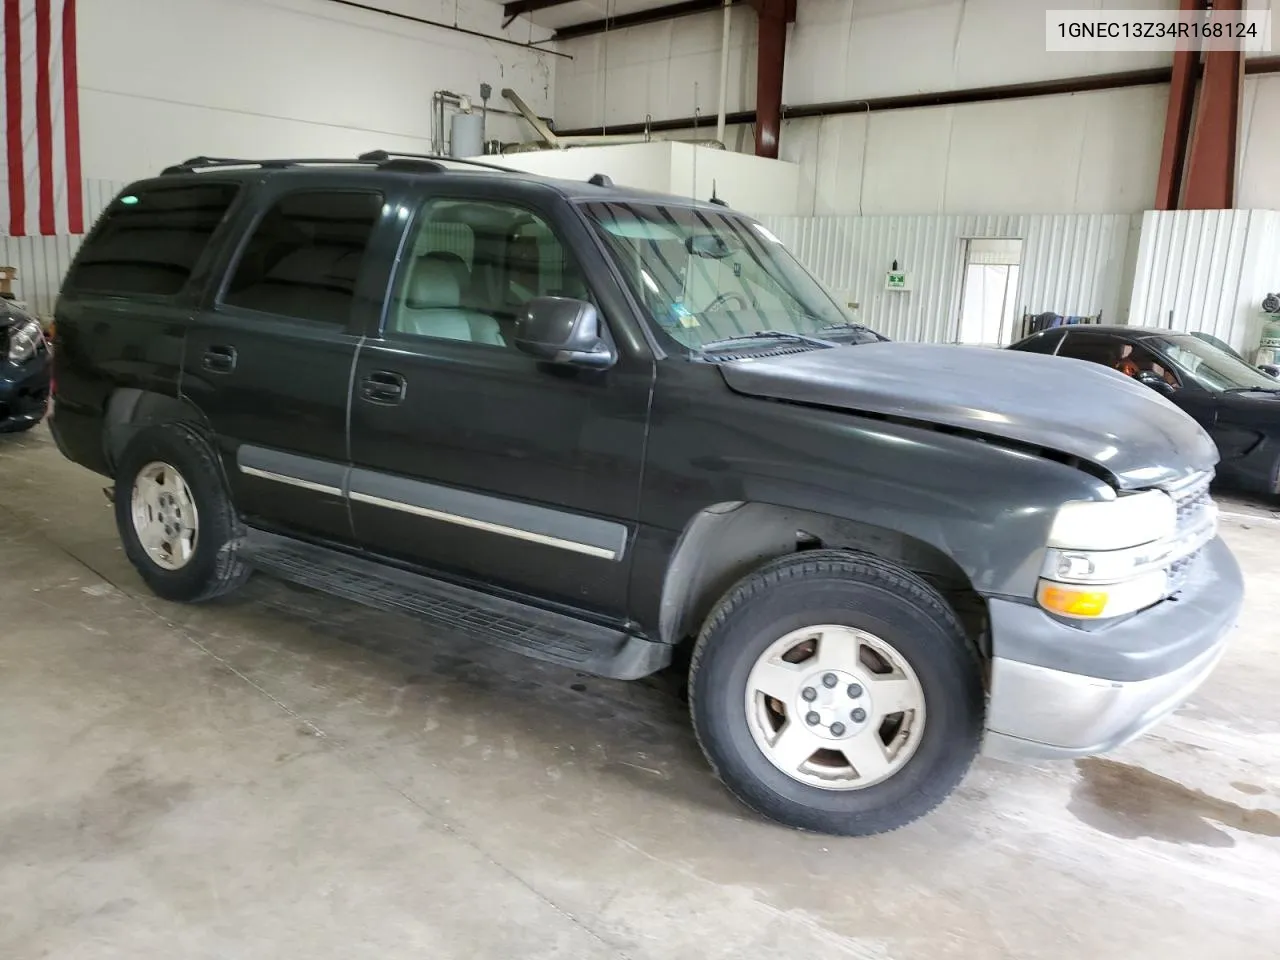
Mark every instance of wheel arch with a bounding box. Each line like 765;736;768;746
104;389;217;478
658;501;988;657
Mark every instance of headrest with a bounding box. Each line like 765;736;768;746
508;235;540;273
406;257;460;309
422;251;469;291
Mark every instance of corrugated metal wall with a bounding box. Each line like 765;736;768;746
1;179;126;318
1128;209;1280;352
761;213;1138;343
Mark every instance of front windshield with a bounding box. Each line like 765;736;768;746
1150;335;1279;392
583;201;882;352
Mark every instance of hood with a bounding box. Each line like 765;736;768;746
718;342;1218;490
0;298;33;330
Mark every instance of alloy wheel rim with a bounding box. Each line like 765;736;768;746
744;624;927;790
130;461;199;571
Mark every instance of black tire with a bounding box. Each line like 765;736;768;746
114;422;250;603
7;416;42;433
689;549;984;836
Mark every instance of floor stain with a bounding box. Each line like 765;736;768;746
1070;758;1280;847
1232;781;1267;797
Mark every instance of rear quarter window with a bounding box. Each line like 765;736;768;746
63;182;241;297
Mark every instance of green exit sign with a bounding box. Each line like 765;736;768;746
886;270;909;291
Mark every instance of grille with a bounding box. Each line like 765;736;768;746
1169;471;1214;535
1163;470;1215;597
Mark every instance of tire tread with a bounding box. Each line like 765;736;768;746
688;549;984;836
115;422;249;602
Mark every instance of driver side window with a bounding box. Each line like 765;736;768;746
1058;334;1178;388
386;199;589;348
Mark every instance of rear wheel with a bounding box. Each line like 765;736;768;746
114;423;250;602
689;550;984;835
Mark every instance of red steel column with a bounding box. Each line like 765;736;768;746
1182;0;1244;209
1154;0;1202;209
750;0;794;159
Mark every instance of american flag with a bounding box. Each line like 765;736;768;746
1;0;82;237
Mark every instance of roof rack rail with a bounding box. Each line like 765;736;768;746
159;151;518;178
160;156;375;175
357;150;514;173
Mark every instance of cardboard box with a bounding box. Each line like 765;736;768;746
0;265;15;297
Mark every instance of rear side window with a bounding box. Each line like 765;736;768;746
63;182;240;297
222;190;383;325
1010;329;1064;355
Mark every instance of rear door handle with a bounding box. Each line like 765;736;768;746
360;371;406;405
202;345;237;374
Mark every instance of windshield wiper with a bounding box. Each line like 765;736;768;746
700;330;837;352
1224;385;1280;394
818;320;885;341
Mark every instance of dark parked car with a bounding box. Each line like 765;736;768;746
1010;324;1280;494
51;154;1241;836
0;298;50;432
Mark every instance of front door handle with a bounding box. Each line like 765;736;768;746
360;371;406;405
202;345;237;374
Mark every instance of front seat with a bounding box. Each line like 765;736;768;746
397;257;504;346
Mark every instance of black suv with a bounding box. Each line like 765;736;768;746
50;153;1243;836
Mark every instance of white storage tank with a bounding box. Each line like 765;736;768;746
450;111;484;158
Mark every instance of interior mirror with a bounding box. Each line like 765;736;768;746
687;234;739;259
1136;370;1176;397
514;297;615;370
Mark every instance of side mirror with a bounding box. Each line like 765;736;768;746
1136;370;1176;397
513;297;616;370
1258;363;1280;378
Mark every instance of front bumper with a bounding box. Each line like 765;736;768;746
0;355;51;432
982;535;1242;761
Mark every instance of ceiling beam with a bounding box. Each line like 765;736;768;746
553;66;1187;138
503;0;579;19
553;0;745;41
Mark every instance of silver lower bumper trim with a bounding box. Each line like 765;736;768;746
981;640;1227;762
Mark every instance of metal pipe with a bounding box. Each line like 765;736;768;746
503;87;562;147
715;0;731;144
321;0;573;58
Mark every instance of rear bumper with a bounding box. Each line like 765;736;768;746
982;535;1242;761
0;356;50;432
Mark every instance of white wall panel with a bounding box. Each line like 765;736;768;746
75;0;555;184
762;213;1136;343
557;0;1177;131
1239;75;1280;211
779;85;1167;216
1128;210;1280;353
556;0;1280;216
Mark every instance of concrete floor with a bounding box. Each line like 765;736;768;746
1;426;1277;960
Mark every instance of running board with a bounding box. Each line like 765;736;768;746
238;530;670;680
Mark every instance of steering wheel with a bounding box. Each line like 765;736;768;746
704;292;748;313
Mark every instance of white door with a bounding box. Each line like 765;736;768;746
957;239;1022;345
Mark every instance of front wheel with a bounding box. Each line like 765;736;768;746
114;423;250;603
689;550;984;836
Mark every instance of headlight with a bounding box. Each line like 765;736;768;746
1047;490;1176;550
7;318;42;364
1037;491;1180;620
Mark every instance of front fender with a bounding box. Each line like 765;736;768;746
634;390;1111;642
